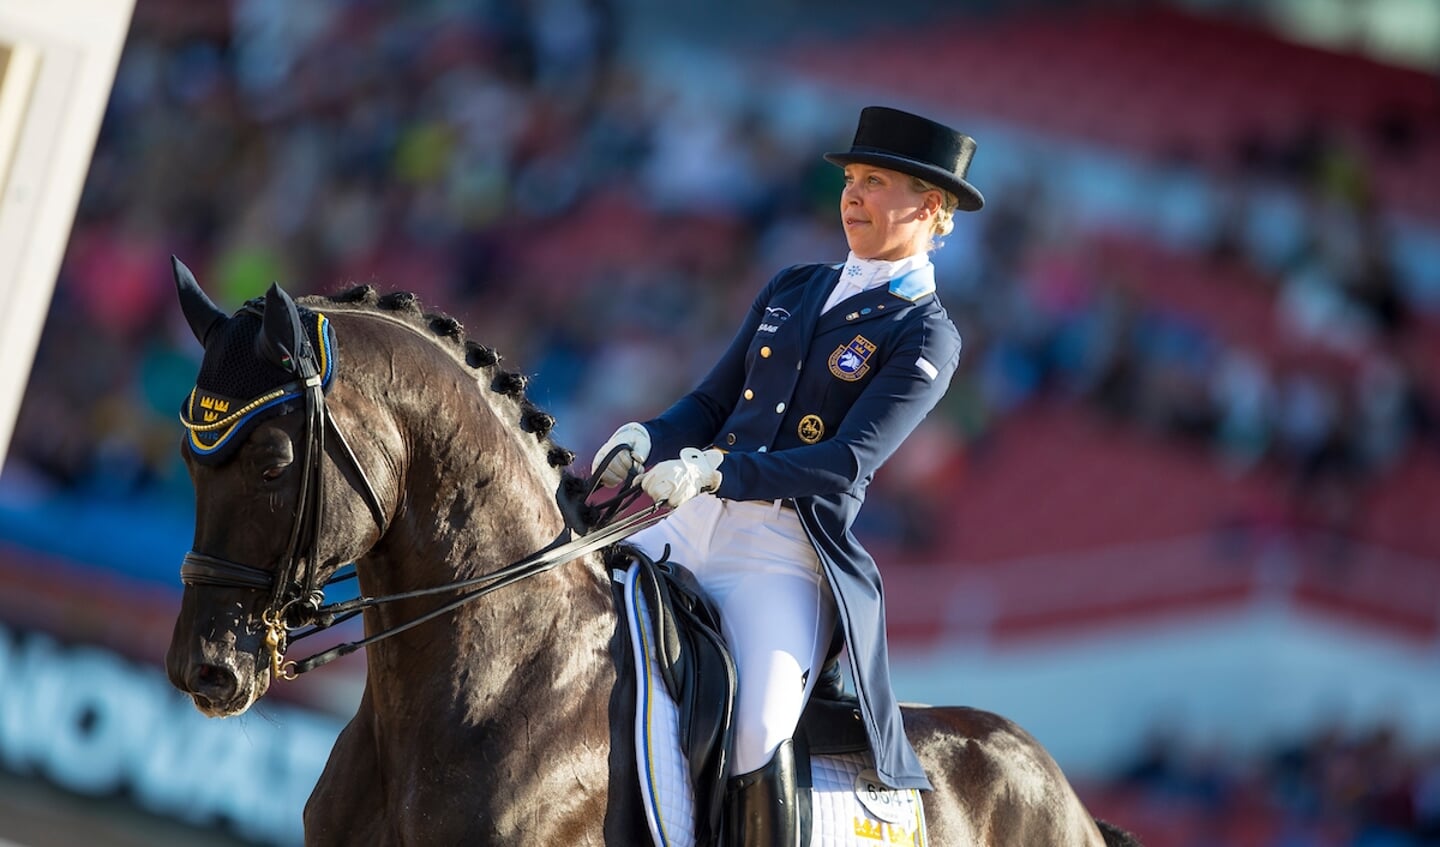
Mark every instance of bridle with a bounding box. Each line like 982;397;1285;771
179;307;662;680
179;303;390;679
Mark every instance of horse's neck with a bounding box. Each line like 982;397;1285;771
353;483;618;771
349;547;619;830
358;544;614;708
344;331;614;739
344;310;571;584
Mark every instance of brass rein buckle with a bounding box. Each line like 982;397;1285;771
262;609;299;681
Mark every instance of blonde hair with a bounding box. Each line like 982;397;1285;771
910;176;959;250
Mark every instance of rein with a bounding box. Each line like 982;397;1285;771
276;449;661;678
285;480;663;675
182;326;662;679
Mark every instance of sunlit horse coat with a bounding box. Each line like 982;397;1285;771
641;260;962;791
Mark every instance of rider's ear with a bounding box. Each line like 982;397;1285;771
172;255;227;346
256;282;311;375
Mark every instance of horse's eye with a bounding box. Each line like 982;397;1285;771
261;463;290;482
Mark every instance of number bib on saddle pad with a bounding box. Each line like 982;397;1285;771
813;756;928;846
618;561;929;847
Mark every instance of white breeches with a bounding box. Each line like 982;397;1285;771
629;493;837;776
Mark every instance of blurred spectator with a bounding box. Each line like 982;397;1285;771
1102;720;1440;846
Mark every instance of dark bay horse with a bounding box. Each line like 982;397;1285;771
163;265;1137;846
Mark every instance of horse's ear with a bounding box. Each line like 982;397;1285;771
172;256;227;346
256;282;312;375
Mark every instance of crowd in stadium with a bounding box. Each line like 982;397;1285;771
1107;719;1440;845
10;1;1436;550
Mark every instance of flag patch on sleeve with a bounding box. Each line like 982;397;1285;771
915;356;939;380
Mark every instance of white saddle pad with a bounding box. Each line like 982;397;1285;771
619;563;928;847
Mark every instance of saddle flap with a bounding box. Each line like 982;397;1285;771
635;562;687;698
799;695;871;756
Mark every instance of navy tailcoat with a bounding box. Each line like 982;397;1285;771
642;261;962;790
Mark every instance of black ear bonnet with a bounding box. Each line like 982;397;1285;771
180;287;338;466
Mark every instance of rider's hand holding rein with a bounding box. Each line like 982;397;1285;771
638;447;723;507
592;421;652;487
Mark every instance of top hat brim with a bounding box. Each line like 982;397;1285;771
824;151;984;212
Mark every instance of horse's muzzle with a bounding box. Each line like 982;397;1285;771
167;639;266;717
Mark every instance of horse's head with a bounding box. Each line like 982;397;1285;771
165;258;389;716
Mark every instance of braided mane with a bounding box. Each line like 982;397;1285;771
311;285;577;471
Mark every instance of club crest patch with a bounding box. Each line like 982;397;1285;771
829;335;877;381
798;414;824;444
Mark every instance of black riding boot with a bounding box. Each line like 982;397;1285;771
811;655;845;701
723;738;800;847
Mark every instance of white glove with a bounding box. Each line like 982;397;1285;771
591;422;652;487
639;447;724;507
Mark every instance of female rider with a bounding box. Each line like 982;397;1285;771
592;105;983;846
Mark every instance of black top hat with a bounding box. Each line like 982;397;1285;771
824;106;983;212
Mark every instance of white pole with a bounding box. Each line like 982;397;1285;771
0;0;137;473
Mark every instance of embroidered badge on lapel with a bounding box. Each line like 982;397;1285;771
798;414;824;444
829;335;877;381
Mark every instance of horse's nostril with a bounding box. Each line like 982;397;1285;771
192;662;237;700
